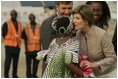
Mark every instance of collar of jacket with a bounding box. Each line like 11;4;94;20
81;25;95;38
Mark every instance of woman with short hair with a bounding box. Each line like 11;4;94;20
72;4;116;78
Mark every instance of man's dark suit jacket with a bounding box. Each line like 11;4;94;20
40;14;57;50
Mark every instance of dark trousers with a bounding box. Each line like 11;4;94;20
25;51;39;78
4;46;20;78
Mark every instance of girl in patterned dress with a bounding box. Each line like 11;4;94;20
36;16;83;78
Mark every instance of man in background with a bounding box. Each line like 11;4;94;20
2;10;22;78
22;13;40;78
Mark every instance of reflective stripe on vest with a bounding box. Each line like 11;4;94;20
25;23;40;52
4;20;22;47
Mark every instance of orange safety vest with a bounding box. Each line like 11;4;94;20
4;20;22;47
25;23;40;52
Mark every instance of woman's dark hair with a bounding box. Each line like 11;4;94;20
72;4;94;26
86;1;111;27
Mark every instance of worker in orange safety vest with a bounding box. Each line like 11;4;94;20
22;13;40;78
2;10;22;78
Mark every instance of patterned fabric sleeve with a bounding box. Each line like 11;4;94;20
65;51;79;64
64;38;79;64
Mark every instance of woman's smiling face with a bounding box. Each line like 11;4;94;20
91;2;103;21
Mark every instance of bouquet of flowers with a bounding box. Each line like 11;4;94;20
79;55;95;78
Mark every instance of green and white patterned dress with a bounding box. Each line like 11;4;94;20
43;37;79;78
